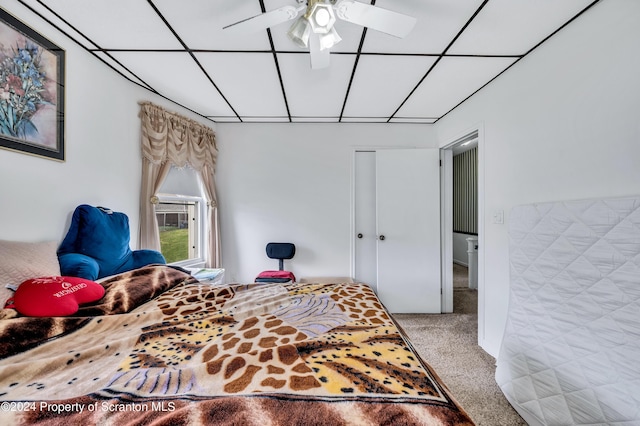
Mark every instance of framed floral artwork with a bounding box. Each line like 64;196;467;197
0;8;65;161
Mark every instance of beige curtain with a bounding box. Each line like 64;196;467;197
138;101;221;268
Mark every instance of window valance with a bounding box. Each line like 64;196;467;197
138;101;217;171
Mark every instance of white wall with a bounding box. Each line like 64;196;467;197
436;0;640;357
215;123;437;283
4;0;638;361
0;1;214;246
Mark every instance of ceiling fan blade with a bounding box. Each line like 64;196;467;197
223;5;303;34
309;33;330;70
335;1;417;38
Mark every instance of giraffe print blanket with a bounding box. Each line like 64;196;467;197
0;265;474;425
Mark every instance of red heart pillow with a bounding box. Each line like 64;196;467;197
9;276;105;317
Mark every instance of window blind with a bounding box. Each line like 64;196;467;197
453;147;478;235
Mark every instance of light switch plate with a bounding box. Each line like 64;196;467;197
493;210;504;224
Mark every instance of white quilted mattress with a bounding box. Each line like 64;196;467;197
496;195;640;425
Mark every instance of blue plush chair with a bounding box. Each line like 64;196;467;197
57;204;166;280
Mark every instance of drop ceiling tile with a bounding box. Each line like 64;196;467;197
154;0;272;51
36;0;183;49
278;52;356;118
448;0;595;55
110;51;235;118
194;52;289;119
17;0;98;49
342;54;438;118
396;56;517;118
362;0;486;54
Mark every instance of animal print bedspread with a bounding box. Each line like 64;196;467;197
0;265;474;425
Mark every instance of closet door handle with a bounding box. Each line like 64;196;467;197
357;233;363;239
379;235;385;241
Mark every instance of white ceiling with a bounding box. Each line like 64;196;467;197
18;0;599;124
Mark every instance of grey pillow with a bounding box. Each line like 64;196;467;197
0;240;61;305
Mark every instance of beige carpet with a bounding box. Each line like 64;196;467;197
393;265;526;426
453;262;470;288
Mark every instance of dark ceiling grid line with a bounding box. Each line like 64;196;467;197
147;0;243;122
338;26;370;122
384;57;442;123
98;49;519;59
337;0;376;123
523;0;601;57
434;0;603;124
87;52;157;92
29;0;97;48
266;32;292;122
20;0;160;95
98;48;278;55
386;0;491;123
258;0;292;123
355;52;518;59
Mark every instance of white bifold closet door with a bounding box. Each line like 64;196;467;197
354;149;441;313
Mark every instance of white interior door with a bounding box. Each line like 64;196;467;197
376;149;441;313
354;152;378;292
354;149;441;313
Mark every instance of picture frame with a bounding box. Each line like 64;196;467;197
0;7;65;161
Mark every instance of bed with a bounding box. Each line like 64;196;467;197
0;263;474;425
496;195;640;425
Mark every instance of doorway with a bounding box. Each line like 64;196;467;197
441;129;484;343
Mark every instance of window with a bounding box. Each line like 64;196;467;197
156;198;201;264
156;166;206;266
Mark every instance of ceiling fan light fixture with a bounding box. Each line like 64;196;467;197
318;27;342;51
287;17;311;48
307;2;336;35
314;8;331;27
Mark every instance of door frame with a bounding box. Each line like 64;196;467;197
440;125;485;345
440;148;454;313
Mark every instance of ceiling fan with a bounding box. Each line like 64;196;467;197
224;0;417;69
